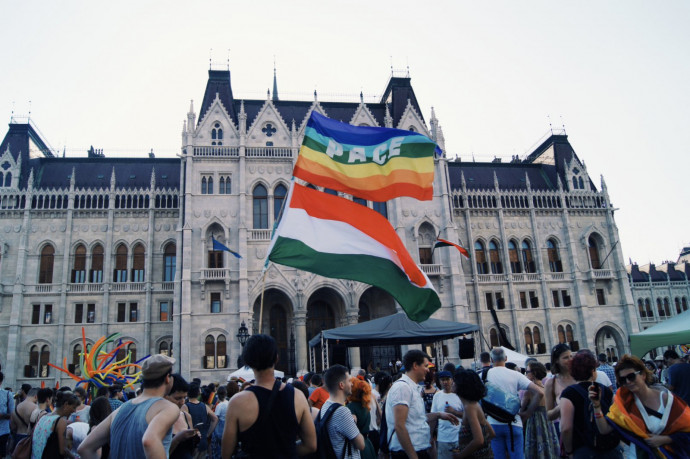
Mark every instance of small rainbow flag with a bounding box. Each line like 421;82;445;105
293;112;437;202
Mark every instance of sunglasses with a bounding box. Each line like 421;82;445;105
617;370;641;384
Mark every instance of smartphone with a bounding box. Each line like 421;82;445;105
194;422;204;430
590;384;600;397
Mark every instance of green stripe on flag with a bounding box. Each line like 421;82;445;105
269;237;440;322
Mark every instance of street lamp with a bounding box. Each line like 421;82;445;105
236;321;249;368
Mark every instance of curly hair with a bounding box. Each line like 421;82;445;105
528;361;547;380
453;370;486;402
347;376;372;410
570;350;597;382
616;354;655;385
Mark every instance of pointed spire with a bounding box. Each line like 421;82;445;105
461;171;467;190
70;167;76;189
150;167;156;190
430;106;438;141
27;168;34;192
384;104;393;128
189;99;194;113
267;88;271;100
524;172;531;190
360;91;364;103
600;174;607;191
110;167;116;190
314;89;318;102
493;171;499;190
239;100;247;134
272;64;279;102
556;174;563;191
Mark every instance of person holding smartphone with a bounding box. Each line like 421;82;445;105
589;354;690;458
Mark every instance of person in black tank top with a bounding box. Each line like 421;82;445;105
221;334;317;458
183;384;218;457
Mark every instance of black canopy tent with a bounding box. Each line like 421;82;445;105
307;312;479;371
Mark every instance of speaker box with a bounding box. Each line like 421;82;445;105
458;338;475;359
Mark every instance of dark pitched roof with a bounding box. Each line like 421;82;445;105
201;71;421;131
27;157;180;190
0;122;55;188
380;77;425;127
648;264;668;282
523;134;595;191
629;264;650;283
666;263;687;282
447;161;560;191
198;70;238;127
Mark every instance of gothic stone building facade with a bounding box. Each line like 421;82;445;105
0;69;638;387
626;249;690;359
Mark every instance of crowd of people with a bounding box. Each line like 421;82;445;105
0;340;689;458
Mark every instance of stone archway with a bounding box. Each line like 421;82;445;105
252;289;293;372
358;287;399;373
594;325;626;363
307;287;346;372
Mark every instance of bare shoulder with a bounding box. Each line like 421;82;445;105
229;390;258;409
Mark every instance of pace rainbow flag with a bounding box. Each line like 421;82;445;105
292;112;437;202
267;182;441;322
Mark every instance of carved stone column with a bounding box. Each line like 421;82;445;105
294;313;308;374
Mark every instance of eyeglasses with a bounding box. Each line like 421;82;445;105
617;370;641;384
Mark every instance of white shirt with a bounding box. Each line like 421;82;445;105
385;374;430;452
369;388;380;432
431;391;463;443
485;366;531;428
596;369;612;388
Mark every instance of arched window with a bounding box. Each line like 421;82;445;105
274;184;287;222
71;344;82;376
219;177;226;195
204;335;216;369
572;177;579;190
27;344;50;378
127;344;137;374
217;335;227;368
131;243;145;282
664;298;671;316
201;177;207;195
373;201;388;219
163;243;176;282
114;244;128;283
683;297;688;311
578;177;584;189
4;172;11;187
207;177;214;194
557;325;566;344
90;244;104;283
72;244;87;283
566;325;574;343
645;299;653;317
159;341;169;356
676;298;682;315
656;298;665;317
638;299;646;318
521;240;535;273
253;184;268;229
547;239;562;272
588;235;602;269
508;240;521;273
474;241;488;274
524;327;534;355
490;328;499;348
39;245;55;284
489;240;502;274
211;122;223;146
533;327;542;353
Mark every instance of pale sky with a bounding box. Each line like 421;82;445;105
2;1;688;265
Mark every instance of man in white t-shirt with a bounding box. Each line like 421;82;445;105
485;347;543;459
430;371;463;459
385;350;458;459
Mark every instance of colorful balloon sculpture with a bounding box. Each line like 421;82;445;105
48;328;150;390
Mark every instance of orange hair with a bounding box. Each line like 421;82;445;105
347;377;372;410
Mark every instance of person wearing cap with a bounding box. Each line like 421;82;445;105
78;354;180;459
430;371;463;459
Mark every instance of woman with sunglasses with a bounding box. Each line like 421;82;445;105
589;354;690;458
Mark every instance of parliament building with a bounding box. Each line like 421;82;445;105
0;67;640;387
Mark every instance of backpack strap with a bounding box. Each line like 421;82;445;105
15;405;29;428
